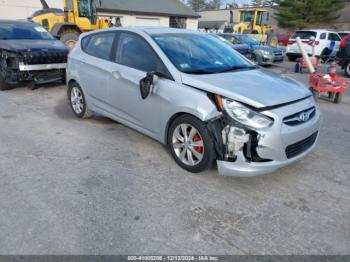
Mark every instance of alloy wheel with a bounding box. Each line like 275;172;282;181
70;86;84;115
172;123;204;166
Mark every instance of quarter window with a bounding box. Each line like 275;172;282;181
115;33;167;74
83;33;115;60
320;33;326;40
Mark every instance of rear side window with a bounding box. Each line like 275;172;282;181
320;33;327;40
291;31;317;40
115;32;166;74
328;33;341;41
82;32;115;60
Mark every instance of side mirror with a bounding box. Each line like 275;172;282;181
139;72;154;99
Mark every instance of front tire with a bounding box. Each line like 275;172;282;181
68;82;91;118
344;61;350;78
60;31;80;49
167;115;216;173
0;73;11;91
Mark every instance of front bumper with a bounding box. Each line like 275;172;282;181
217;96;321;177
18;63;66;71
257;54;284;65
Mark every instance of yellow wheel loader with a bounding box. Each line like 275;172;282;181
32;0;110;48
224;8;277;47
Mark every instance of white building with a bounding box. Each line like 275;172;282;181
0;0;61;19
97;0;199;30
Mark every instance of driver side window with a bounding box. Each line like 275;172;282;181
115;32;170;78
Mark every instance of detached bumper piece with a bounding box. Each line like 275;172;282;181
19;63;66;71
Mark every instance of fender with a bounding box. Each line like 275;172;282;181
51;23;81;36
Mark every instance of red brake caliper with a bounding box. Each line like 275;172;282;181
193;136;203;154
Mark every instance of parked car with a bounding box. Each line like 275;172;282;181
219;33;284;65
338;31;350;39
0;20;68;90
337;34;350;77
286;30;341;62
277;32;294;46
210;33;252;59
67;28;321;177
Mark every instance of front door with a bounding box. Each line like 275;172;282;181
106;32;172;137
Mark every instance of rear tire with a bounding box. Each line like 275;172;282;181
287;55;297;62
320;48;329;63
167;114;216;173
68;82;92;118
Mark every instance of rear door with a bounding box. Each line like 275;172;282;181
78;32;116;109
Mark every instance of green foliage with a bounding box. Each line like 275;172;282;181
187;0;222;11
251;0;274;6
274;0;345;29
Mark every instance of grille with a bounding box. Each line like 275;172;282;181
283;107;316;126
274;50;283;56
22;51;67;65
285;132;318;159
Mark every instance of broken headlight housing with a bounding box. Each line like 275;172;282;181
222;98;273;129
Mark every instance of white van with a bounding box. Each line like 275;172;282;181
286;30;341;61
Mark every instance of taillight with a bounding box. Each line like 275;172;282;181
287;40;295;45
340;35;350;48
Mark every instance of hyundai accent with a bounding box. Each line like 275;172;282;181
66;28;321;176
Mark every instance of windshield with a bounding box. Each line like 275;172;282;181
234;34;260;45
0;23;54;40
152;33;255;74
78;0;97;25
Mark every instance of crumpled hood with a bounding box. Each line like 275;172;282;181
181;68;311;108
0;40;68;53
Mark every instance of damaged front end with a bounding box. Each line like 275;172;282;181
207;94;274;176
207;113;272;164
0;49;67;88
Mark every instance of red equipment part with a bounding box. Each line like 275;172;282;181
308;73;348;103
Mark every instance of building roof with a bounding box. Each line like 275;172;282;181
97;0;200;18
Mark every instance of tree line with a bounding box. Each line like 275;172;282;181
184;0;348;30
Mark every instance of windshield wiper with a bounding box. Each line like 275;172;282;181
219;65;257;73
183;69;216;75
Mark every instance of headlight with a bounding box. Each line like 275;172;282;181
261;50;272;56
221;98;273;129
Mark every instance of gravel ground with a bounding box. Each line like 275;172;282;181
0;60;349;255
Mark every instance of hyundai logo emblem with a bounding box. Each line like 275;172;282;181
298;110;313;122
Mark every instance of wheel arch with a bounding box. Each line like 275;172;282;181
51;23;82;37
163;109;218;145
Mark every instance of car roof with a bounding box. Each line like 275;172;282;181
0;19;36;25
81;27;204;38
294;29;339;33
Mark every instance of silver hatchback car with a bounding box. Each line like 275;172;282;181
67;27;321;177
